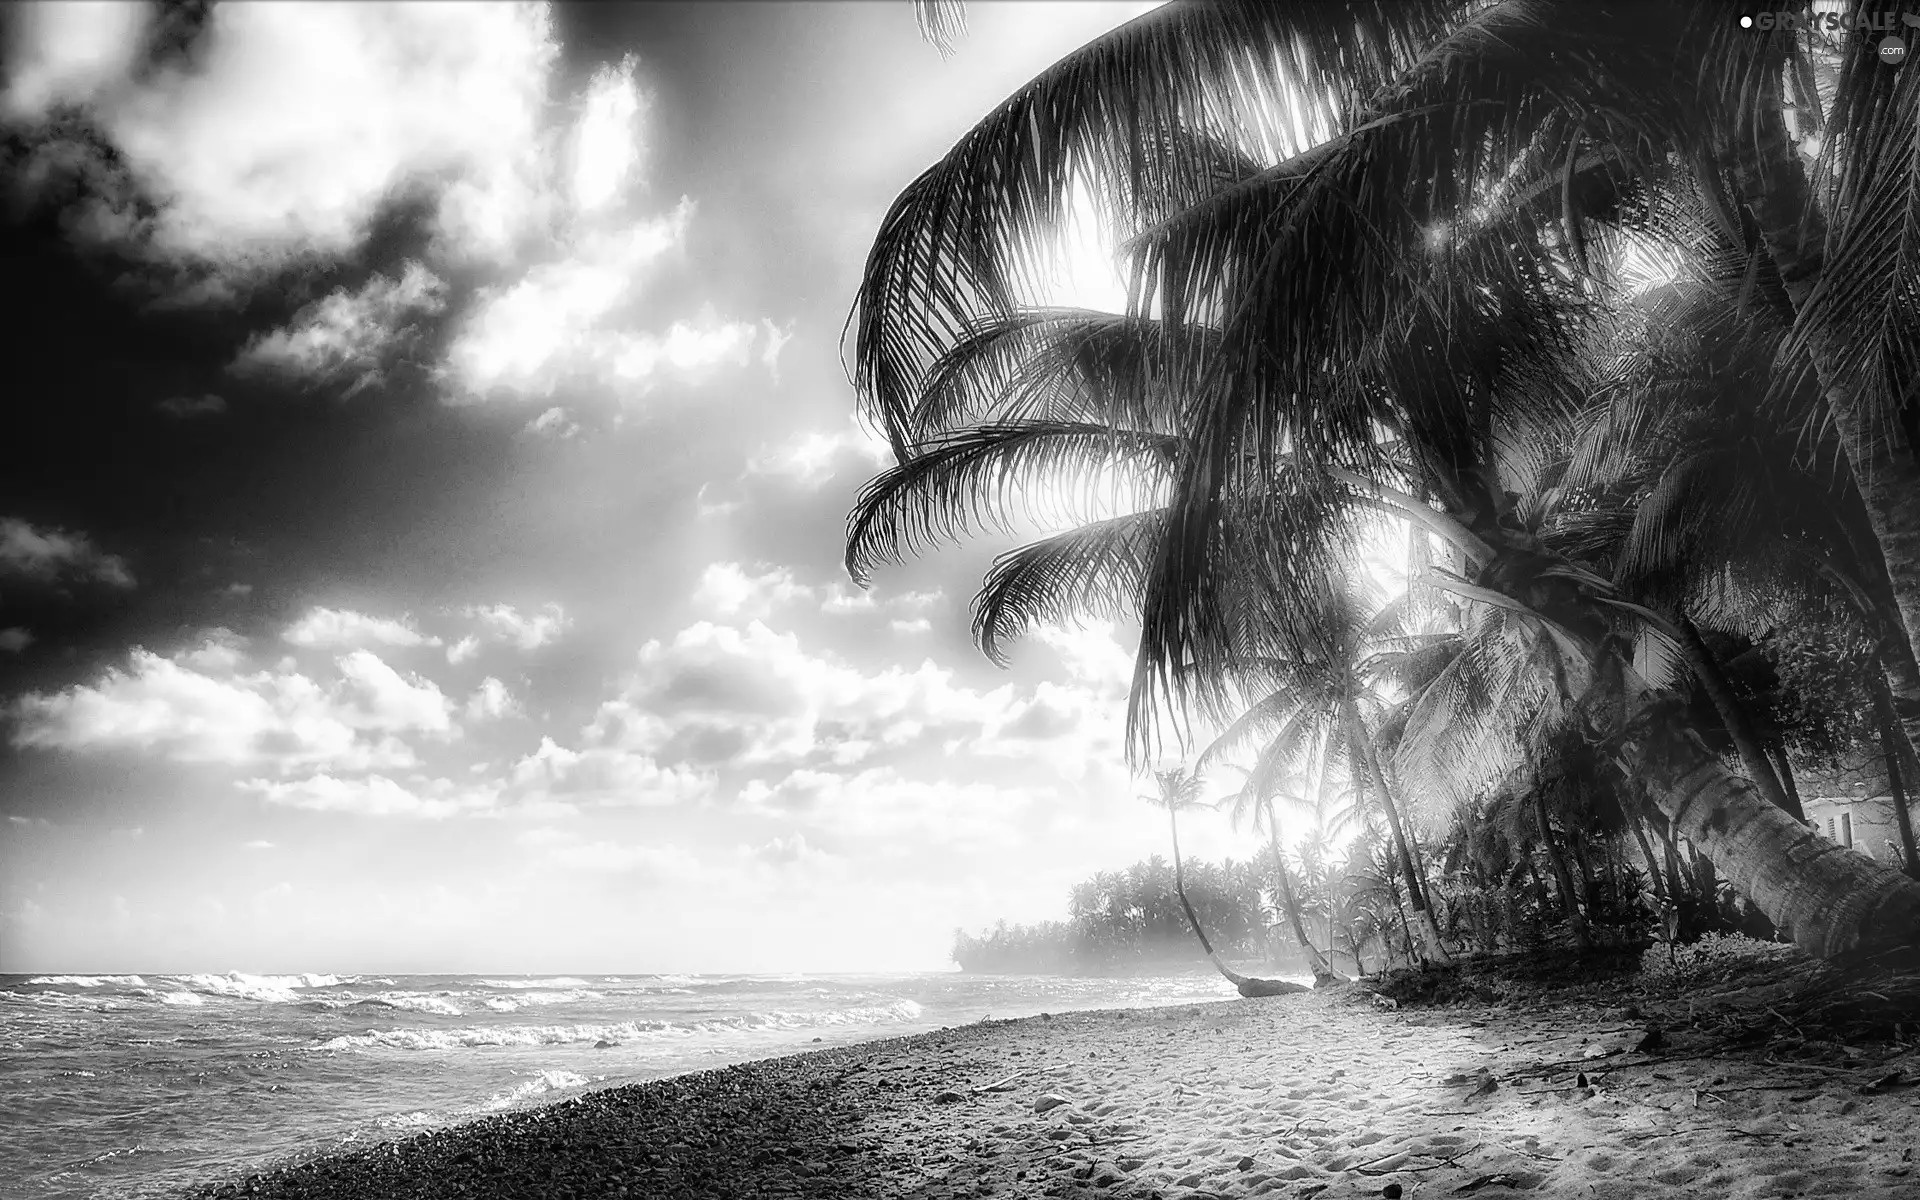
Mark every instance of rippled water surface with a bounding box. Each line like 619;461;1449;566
0;969;1268;1198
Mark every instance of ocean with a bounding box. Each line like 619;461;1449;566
0;969;1288;1199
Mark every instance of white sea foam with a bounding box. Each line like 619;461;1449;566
476;1070;593;1112
158;991;207;1007
169;972;349;1002
26;975;148;988
478;977;591;989
355;992;466;1016
318;998;928;1052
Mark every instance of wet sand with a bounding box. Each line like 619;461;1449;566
195;985;1920;1199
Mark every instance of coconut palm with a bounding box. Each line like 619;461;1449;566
847;0;1920;961
1140;767;1309;996
1198;718;1349;984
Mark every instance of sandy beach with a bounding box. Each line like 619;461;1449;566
193;971;1920;1200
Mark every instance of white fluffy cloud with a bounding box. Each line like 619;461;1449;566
8;634;450;773
746;415;895;487
457;602;569;652
282;606;436;649
229;262;446;391
691;563;813;619
504;736;712;809
589;620;1016;773
2;2;557;278
464;676;519;722
0;516;134;588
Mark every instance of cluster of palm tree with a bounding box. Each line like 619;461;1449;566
852;0;1920;966
949;854;1271;973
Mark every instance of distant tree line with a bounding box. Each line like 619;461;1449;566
951;856;1273;974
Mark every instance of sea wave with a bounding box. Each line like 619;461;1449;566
477;977;591;989
476;1070;594;1112
345;992;467;1016
25;975;149;988
476;989;602;1012
158;991;207;1007
317;998;927;1052
168;972;350;1002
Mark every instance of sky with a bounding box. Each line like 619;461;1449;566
0;0;1314;975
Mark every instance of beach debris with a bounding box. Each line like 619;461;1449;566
1464;1073;1498;1101
593;1039;617;1049
1371;993;1399;1011
970;1072;1022;1093
1034;1093;1072;1113
1236;1155;1257;1170
1860;1070;1911;1094
1383;1185;1404;1199
1582;1042;1613;1059
934;1089;967;1104
1633;1025;1665;1054
1452;1172;1522;1194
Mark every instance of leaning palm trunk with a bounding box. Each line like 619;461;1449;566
1165;809;1308;997
1675;616;1798;820
1344;699;1452;964
1624;701;1920;961
1260;800;1345;985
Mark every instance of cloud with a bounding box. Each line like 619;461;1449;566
889;618;932;635
282;606;436;649
243;839;276;850
0;1;150;120
8;634;447;773
156;393;228;419
440;200;693;401
229;262;446;391
3;2;559;281
0;628;32;653
570;55;645;214
0;517;134;588
691;563;813;619
588;620;1016;773
458;602;569;652
464;676;519;721
504;736;712;809
746;415;894;488
446;635;481;665
739;767;1037;848
524;407;580;439
239;773;495;819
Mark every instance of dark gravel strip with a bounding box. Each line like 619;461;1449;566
188;1040;921;1200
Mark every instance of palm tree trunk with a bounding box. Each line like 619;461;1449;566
1166;808;1307;997
1261;800;1345;984
1728;94;1920;761
1626;705;1920;961
1676;615;1799;819
1531;788;1593;950
1344;698;1452;964
1870;678;1920;879
1769;745;1804;824
1631;818;1668;903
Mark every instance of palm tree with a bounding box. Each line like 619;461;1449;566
847;0;1920;962
1141;767;1308;997
1199;720;1349;984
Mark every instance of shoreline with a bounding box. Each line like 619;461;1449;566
193;975;1920;1200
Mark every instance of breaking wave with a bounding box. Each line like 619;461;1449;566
476;1070;594;1112
26;975;149;988
318;999;927;1052
477;978;590;990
